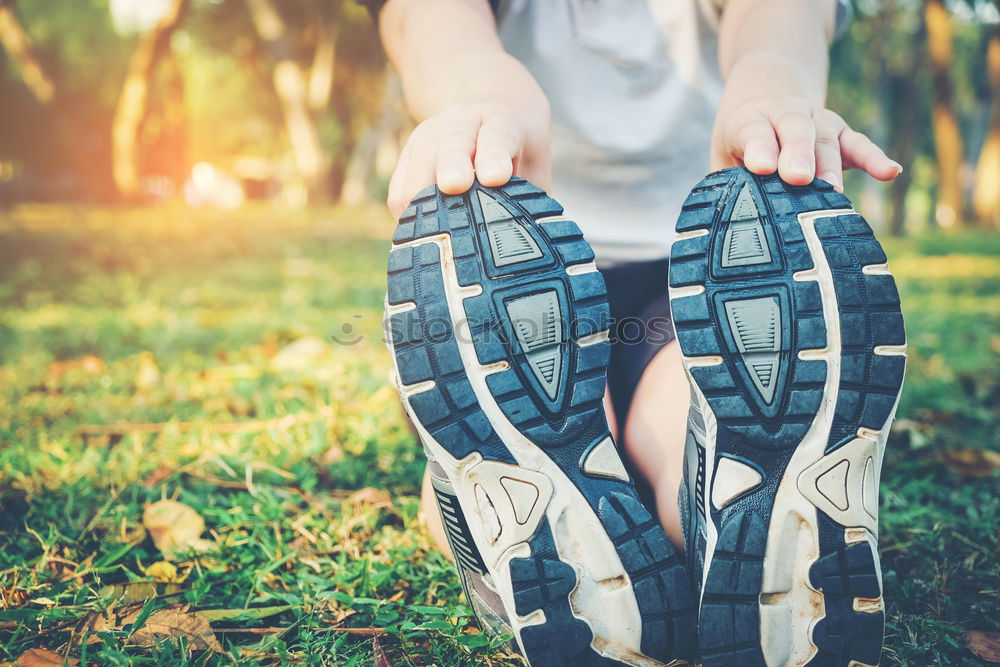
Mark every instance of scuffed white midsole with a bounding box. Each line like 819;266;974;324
385;232;665;666
673;209;903;667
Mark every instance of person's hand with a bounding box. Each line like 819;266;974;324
387;101;551;218
711;85;901;192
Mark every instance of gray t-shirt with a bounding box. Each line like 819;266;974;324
494;0;849;264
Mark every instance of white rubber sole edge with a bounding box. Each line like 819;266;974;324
385;232;670;667
670;209;905;667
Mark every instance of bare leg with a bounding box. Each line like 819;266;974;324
621;341;689;548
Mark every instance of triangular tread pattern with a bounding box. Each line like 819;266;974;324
388;179;696;665
505;290;564;401
669;168;902;667
721;185;772;268
724;297;782;404
477;190;543;267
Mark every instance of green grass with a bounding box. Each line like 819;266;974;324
0;205;997;665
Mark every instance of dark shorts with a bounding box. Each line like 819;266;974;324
601;258;675;430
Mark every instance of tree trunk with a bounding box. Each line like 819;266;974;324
340;73;406;205
0;0;54;104
889;8;927;237
925;0;966;229
247;0;329;203
159;49;188;187
888;74;922;236
307;0;338;113
973;24;1000;227
111;0;189;198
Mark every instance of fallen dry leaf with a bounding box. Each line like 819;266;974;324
97;581;185;605
963;630;1000;662
942;448;1000;477
27;598;56;607
9;648;78;666
1;587;29;608
130;609;221;652
45;355;106;384
141;464;176;488
74;609;116;645
321;442;344;464
73;605;154;645
372;635;393;667
270;336;330;372
327;626;386;636
261;334;280;359
197;605;291;622
134;352;161;391
143;500;214;560
144;561;180;583
346;487;393;510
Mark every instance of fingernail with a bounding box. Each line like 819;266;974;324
890;161;903;175
438;167;467;188
789;156;813;178
821;171;843;192
477;158;508;183
746;147;776;170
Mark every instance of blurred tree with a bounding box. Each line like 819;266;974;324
0;0;123;201
247;0;329;202
111;0;189;198
341;72;406;205
5;0;987;218
973;20;1000;226
141;48;188;189
0;0;53;104
885;3;928;236
926;0;967;228
178;0;285;170
307;0;336;113
328;0;390;200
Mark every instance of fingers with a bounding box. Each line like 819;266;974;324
387;130;435;219
386;113;478;219
715;100;903;194
474;112;520;187
840;128;902;181
813;109;847;191
732;110;779;174
435;116;479;194
773;105;817;186
387;106;531;219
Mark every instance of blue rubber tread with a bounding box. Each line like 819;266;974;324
811;214;905;453
387;241;517;465
671;168;902;667
511;522;619;667
600;493;698;660
808;513;886;666
804;211;904;667
387;179;697;665
697;511;767;667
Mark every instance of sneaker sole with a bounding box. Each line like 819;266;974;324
669;168;905;666
385;179;696;666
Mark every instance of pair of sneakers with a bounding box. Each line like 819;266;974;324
384;167;905;667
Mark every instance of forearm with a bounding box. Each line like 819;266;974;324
718;0;837;107
379;0;546;121
710;0;897;187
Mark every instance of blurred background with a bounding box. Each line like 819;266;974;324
0;0;996;227
0;0;392;208
0;1;998;666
